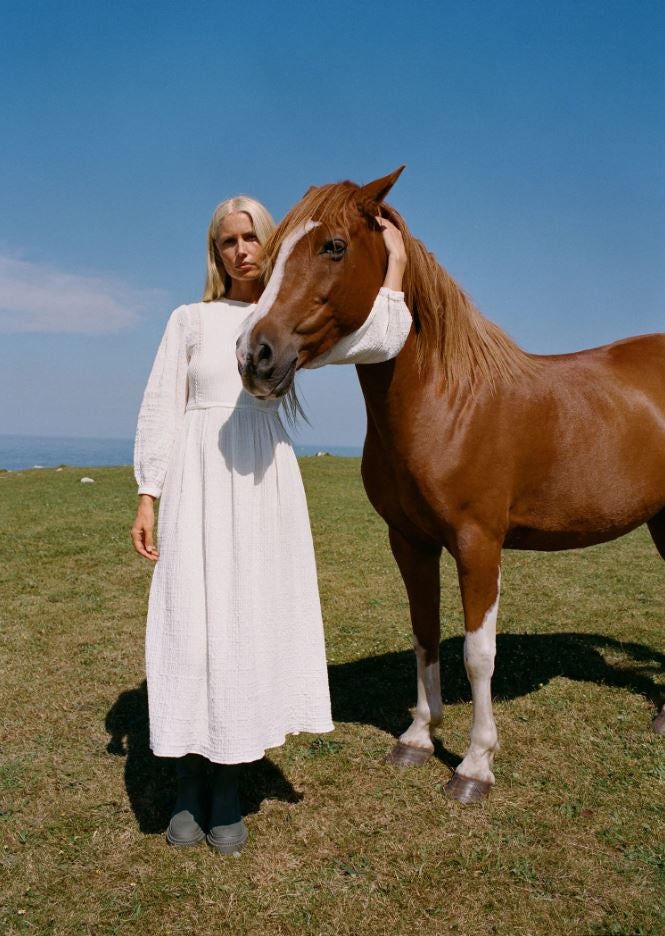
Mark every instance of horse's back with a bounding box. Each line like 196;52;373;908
541;332;664;390
597;331;664;382
608;332;665;397
528;332;665;415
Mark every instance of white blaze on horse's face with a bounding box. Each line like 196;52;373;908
235;220;320;368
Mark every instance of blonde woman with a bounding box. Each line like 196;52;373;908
131;194;411;854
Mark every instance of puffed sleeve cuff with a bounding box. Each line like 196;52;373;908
306;287;412;368
133;304;190;501
137;483;162;498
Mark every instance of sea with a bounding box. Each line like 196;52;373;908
0;434;362;472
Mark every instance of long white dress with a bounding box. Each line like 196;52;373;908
134;288;411;763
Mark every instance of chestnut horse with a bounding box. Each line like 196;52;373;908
237;168;665;802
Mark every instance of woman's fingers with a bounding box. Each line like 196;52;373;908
130;525;147;557
375;215;400;235
131;501;159;561
144;527;156;554
130;524;160;561
375;213;394;229
375;215;405;255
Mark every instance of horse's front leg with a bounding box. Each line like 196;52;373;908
385;527;443;767
446;528;502;803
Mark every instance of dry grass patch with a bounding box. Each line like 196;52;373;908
0;461;663;935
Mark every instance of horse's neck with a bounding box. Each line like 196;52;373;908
355;342;431;438
408;256;534;389
356;359;398;408
355;336;499;443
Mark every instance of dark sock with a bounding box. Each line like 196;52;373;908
209;763;242;826
173;754;207;816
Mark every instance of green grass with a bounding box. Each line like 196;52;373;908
0;460;663;936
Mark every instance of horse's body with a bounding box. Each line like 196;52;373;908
363;332;665;553
237;169;665;801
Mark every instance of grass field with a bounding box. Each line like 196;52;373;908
1;460;663;936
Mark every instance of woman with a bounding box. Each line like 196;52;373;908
131;194;411;854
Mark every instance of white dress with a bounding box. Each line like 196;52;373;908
134;288;411;763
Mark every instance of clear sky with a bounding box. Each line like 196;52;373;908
1;0;663;446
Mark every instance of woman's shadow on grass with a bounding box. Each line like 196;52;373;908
105;683;302;835
106;631;663;830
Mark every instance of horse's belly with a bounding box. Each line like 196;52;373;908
505;479;665;549
506;413;665;550
504;518;651;551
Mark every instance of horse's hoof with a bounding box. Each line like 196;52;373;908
652;710;665;734
385;742;432;767
445;772;492;804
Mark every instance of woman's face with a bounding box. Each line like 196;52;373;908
214;211;265;286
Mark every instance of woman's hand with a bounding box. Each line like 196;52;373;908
131;495;160;561
377;215;407;291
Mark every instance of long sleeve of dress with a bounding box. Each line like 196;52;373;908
134;305;190;498
305;287;412;368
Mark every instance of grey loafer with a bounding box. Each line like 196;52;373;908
206;818;248;854
166;808;207;847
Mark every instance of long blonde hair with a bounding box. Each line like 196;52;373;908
203;195;276;301
203;195;306;425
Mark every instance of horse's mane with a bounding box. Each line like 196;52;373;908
266;181;536;389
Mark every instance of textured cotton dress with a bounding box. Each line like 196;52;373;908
134;288;411;763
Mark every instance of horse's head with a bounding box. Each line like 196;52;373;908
237;167;404;398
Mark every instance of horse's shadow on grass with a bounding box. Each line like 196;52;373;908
329;631;664;770
106;631;663;831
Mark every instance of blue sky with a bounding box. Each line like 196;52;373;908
1;0;663;446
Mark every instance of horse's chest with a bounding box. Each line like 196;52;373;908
361;443;453;545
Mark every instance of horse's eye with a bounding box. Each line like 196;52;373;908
321;238;347;260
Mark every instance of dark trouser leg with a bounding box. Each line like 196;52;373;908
166;753;207;847
207;763;248;854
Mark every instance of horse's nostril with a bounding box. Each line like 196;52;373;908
255;340;274;378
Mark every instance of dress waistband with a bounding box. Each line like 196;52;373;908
186;401;278;414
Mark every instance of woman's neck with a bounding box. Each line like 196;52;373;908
226;281;263;303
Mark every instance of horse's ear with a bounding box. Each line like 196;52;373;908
356;166;405;213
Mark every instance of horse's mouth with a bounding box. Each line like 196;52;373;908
245;357;297;400
269;358;298;398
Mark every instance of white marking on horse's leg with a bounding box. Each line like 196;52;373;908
236;220;320;363
398;637;443;751
457;572;500;784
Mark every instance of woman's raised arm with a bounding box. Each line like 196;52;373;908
306;218;412;368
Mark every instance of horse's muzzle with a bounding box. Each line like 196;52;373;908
237;335;298;399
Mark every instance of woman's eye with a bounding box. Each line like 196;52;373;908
321;238;347;259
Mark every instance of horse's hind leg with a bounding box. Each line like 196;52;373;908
647;510;665;733
385;527;443;767
647;509;665;561
446;528;502;803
